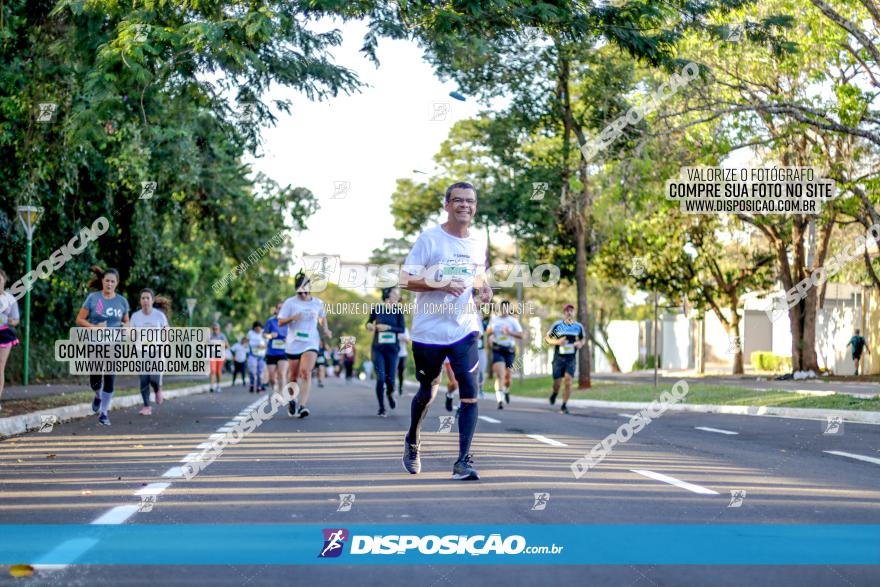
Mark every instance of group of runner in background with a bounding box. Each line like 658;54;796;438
0;264;586;424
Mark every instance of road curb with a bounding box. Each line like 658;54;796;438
0;382;228;439
512;395;880;424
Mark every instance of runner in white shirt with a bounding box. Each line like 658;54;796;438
278;272;331;418
399;181;493;481
485;300;524;409
129;289;170;415
0;269;21;413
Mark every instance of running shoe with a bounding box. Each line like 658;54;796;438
139;406;152;416
504;391;510;404
91;394;100;414
378;409;387;418
452;454;480;481
402;439;421;474
155;390;163;404
560;403;569;414
318;381;324;388
249;385;254;394
497;401;504;410
287;400;297;417
387;391;396;410
298;407;310;419
478;390;485;400
210;387;215;393
549;391;558;405
445;393;453;412
98;413;111;426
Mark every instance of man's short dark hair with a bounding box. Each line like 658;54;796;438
445;182;476;202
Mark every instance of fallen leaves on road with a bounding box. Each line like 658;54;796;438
46;454;56;459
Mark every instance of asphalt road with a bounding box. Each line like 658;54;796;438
0;376;878;586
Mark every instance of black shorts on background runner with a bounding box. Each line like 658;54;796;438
552;355;576;379
491;345;515;368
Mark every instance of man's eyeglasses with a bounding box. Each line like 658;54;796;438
449;197;477;206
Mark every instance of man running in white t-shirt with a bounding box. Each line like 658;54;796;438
400;181;493;481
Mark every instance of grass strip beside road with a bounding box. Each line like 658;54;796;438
510;377;880;412
0;380;216;417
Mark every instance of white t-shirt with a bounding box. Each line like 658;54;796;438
129;309;169;328
0;292;20;328
489;315;522;348
402;225;486;345
278;295;326;354
247;330;267;358
230;342;248;363
398;327;410;358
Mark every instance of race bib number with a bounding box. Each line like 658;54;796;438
439;263;476;285
271;339;286;350
496;335;511;345
560;343;575;355
295;331;309;340
378;332;396;344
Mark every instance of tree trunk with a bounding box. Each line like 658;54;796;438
728;308;744;375
574;217;591;388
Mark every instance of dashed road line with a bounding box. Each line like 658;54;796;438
695;426;738;435
527;434;568;447
630;469;719;495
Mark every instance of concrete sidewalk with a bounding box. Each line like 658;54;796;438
1;375;213;401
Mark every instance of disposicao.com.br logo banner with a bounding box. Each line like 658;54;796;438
3;525;879;565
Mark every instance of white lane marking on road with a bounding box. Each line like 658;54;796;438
479;416;501;424
619;413;638;419
162;467;185;478
695;426;739;435
135;482;171;496
92;505;140;525
32;538;99;571
630;469;719;495
527;434;568;447
824;450;880;466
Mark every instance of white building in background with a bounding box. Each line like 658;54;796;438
591;284;865;375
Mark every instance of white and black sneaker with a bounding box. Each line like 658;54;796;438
287;400;297;417
378;409;387;418
504;391;510;404
402;439;421;474
297;407;310;419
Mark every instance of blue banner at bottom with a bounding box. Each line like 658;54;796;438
1;525;877;565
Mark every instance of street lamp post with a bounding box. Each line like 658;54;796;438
15;205;43;387
186;298;197;328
